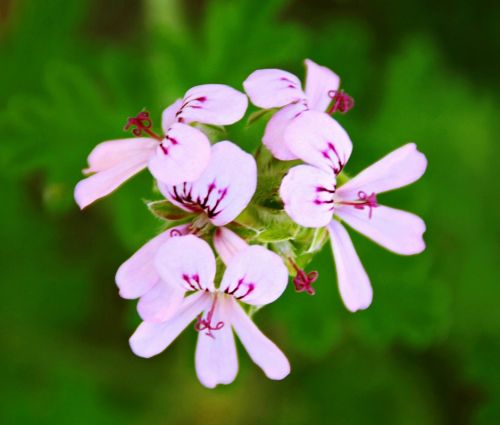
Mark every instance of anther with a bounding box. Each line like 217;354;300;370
194;296;224;338
327;90;355;114
289;259;318;295
124;110;163;141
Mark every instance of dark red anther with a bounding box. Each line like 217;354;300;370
327;90;355;114
289;259;318;295
194;296;224;338
339;190;378;219
124;110;163;141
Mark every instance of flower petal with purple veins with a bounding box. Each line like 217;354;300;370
160;141;257;226
219;246;288;306
285;110;352;175
175;84;248;126
148;122;211;185
243;68;306;109
280;164;337;228
155;235;217;293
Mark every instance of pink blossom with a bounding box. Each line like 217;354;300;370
115;141;257;321
158;141;257;226
74;85;247;209
129;235;290;388
280;143;427;312
244;59;352;160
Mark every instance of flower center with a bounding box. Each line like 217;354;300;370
327;90;355;114
124;111;163;141
339;190;378;218
194;295;224;339
290;259;318;295
168;181;229;219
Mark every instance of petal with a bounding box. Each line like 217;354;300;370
83;138;156;174
75;152;151;209
130;292;210;358
327;220;372;312
115;225;189;299
213;227;249;266
177;84;248;126
220;246;288;306
160;141;257;226
227;298;290;380
336;143;428;198
155;235;217;292
335;205;426;255
137;281;186;323
279;165;336;228
243;69;306;109
285;110;352;174
195;296;238;388
148;123;211;185
262;102;306;160
161;99;183;133
304;59;340;112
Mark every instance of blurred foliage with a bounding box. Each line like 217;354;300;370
0;0;498;424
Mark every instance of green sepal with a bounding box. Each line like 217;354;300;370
146;199;194;221
192;123;227;142
246;108;276;126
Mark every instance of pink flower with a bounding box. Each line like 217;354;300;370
280;143;427;312
158;141;257;227
244;59;353;160
115;141;257;321
74;85;248;209
130;235;290;388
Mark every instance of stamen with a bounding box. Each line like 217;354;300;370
289;259;318;295
124;111;163;141
194;296;224;339
339;190;378;218
327;90;355;114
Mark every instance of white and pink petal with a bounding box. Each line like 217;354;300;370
130;292;210;358
304;59;340;112
262;102;306;161
285;111;352;175
137;281;186;323
155;235;217;292
176;84;248;126
336;143;427;199
227;298;290;380
213;227;249;266
219;246;288;306
243;69;306;109
148;123;211;185
335;205;426;255
280;164;336;228
327;220;373;312
115;225;189;299
195;296;238;388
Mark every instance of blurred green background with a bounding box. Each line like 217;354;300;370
1;0;499;424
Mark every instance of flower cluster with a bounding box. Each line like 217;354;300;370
75;59;427;388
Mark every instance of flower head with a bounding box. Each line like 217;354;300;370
130;235;290;388
280;143;427;311
244;59;352;160
74;84;247;209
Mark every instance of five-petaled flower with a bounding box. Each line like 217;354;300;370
115;141;257;322
244;59;353;160
129;235;290;388
280;142;427;312
74;84;247;209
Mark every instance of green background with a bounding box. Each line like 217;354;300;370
1;0;498;424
